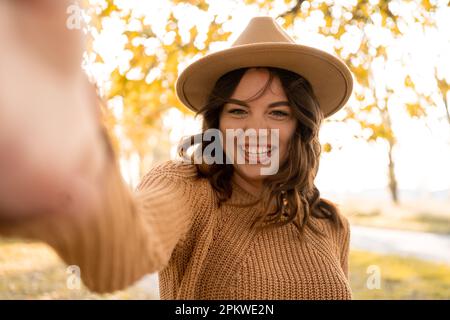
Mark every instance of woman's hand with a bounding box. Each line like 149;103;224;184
0;1;106;219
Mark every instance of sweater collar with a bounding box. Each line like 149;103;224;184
225;179;261;207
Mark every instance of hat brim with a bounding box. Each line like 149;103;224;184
175;43;353;118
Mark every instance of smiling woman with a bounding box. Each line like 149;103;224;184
0;9;353;300
182;66;344;234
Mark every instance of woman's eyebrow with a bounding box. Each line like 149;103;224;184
226;98;249;107
268;101;291;108
226;99;291;108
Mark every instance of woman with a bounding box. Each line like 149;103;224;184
0;4;353;299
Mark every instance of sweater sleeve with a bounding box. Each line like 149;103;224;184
0;159;198;293
339;215;351;280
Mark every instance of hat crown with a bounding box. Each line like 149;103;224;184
232;16;295;47
176;16;353;119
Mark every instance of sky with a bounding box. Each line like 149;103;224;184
85;0;450;195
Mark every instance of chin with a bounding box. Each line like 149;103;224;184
234;163;269;181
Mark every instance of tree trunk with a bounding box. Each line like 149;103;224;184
387;139;399;204
442;93;450;125
383;104;399;204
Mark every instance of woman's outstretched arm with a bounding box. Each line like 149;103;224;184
0;1;196;293
0;158;197;293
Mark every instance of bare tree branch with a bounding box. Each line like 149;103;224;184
277;0;306;19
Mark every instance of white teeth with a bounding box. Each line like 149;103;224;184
240;146;271;154
237;145;274;165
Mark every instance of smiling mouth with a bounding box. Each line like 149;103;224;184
237;145;276;164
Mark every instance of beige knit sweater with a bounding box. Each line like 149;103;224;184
0;160;352;300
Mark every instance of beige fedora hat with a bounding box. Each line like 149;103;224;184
175;16;353;118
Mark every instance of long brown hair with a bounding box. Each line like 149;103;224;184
179;67;344;237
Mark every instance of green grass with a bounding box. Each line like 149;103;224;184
349;250;450;299
1;239;449;299
340;198;450;235
0;238;157;299
413;213;450;234
346;210;450;235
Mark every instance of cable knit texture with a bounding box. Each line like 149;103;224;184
0;160;352;299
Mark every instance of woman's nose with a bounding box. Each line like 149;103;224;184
243;113;270;131
242;114;273;145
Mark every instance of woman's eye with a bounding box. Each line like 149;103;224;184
228;108;247;115
270;110;289;118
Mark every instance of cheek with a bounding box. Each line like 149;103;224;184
219;116;242;131
219;117;238;154
219;116;247;149
277;121;296;157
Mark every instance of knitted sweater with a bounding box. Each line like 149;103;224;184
0;160;352;300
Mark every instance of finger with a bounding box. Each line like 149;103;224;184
8;0;85;75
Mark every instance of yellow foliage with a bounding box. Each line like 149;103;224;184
84;0;440;166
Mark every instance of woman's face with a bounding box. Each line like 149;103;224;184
219;68;297;185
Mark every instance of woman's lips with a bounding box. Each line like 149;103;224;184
237;145;276;164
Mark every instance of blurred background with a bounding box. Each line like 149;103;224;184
0;0;449;299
